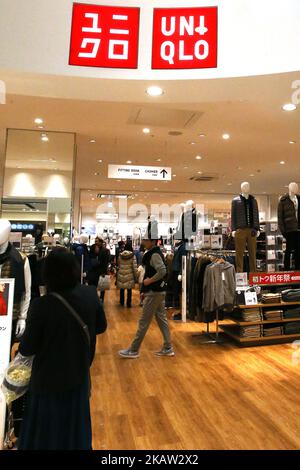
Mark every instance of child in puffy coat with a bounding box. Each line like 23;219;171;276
117;243;138;308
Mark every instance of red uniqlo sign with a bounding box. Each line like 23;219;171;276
249;272;300;286
152;7;218;70
69;3;140;69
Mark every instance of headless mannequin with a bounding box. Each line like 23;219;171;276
0;220;31;337
231;182;260;273
278;182;300;270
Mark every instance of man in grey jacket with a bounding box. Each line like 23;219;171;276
119;237;174;359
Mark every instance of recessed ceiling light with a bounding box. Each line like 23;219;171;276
146;86;164;97
154;188;158;191
280;161;285;165
282;103;297;111
143;128;150;134
126;160;132;164
90;139;96;143
88;190;91;192
172;174;177;177
189;142;196;145
195;155;202;160
41;135;49;142
94;172;100;176
37;126;44;129
184;166;188;169
289;140;296;144
227;183;232;186
237;166;242;170
117;179;121;182
197;171;203;174
199;134;206;138
156;158;162;162
222;133;230;140
97;160;103;163
35;118;43;124
92;198;95;201
249;174;255;177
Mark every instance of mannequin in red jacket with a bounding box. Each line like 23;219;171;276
0;283;7;315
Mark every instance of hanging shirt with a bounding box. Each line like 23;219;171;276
290;195;298;220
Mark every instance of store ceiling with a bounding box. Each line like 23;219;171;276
0;70;299;213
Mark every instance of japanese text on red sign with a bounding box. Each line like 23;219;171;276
152;7;218;69
250;272;300;285
69;4;140;69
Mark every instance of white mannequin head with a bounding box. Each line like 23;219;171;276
241;182;250;195
0;219;11;245
80;234;89;244
185;200;195;210
63;237;70;245
53;234;60;241
25;234;33;239
289;182;299;196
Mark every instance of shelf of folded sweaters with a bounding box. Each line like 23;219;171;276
220;289;300;345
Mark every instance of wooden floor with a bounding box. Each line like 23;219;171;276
91;288;300;450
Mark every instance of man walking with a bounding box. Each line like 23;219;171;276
119;236;174;358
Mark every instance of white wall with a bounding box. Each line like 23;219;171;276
0;0;299;80
3;168;72;198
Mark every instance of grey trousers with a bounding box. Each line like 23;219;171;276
131;292;172;352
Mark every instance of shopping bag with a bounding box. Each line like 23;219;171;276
98;275;111;291
1;353;34;405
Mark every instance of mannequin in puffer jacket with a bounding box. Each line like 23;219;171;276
117;244;138;307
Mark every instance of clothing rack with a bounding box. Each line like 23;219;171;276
184;249;236;344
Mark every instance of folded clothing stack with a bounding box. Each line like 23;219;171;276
282;289;300;302
263;310;283;321
239;325;262;338
263;325;284;337
241;308;263;322
283;307;300;319
284;322;300;335
261;293;282;304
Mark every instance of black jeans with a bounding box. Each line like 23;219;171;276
120;289;132;307
284;231;300;270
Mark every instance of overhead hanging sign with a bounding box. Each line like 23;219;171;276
108;164;172;181
0;279;15;450
69;3;217;70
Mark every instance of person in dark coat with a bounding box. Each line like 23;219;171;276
88;237;110;302
18;248;107;450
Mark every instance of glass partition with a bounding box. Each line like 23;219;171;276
0;129;75;241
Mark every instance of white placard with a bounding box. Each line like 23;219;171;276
245;291;258;306
108;164;172;181
0;279;15;450
211;235;223;249
270;223;278;232
236;272;248;287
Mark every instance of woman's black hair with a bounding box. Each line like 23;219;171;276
124;242;133;252
43;247;80;292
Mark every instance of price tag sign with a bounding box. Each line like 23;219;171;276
245;291;258;306
236;272;248;288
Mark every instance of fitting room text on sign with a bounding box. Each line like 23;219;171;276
69;4;218;70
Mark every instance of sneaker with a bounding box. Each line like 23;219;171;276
119;349;139;359
155;347;175;357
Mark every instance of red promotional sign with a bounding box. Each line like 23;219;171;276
69;3;140;69
152;7;218;69
249;272;300;286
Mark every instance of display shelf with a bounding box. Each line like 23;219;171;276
220;324;300;345
228;317;300;326
238;301;300;309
